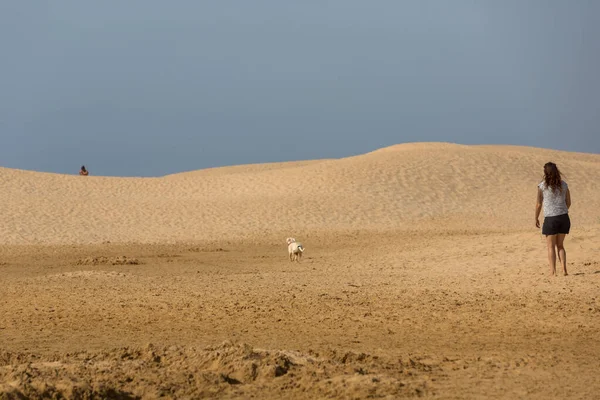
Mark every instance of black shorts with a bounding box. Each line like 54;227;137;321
542;213;571;236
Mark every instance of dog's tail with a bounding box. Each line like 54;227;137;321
298;245;304;252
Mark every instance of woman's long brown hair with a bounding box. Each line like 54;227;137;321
543;162;563;192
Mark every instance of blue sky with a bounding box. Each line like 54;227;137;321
1;1;598;176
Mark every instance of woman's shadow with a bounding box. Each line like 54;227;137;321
573;271;600;276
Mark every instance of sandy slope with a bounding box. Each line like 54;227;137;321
1;143;600;399
1;143;599;245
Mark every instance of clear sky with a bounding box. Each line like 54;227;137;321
1;1;598;177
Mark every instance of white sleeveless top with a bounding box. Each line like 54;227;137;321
538;180;568;217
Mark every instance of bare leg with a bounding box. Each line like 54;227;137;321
546;235;557;276
556;234;567;276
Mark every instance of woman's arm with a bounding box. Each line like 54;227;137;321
566;188;571;209
535;188;543;228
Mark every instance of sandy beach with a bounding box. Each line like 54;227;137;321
1;143;599;399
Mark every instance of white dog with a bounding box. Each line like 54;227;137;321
286;237;305;262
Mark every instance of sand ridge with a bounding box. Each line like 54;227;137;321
1;143;599;245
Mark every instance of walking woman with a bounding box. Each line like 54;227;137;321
535;162;571;276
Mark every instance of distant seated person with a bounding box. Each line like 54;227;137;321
79;165;89;176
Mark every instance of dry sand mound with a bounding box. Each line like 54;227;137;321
0;342;431;399
75;256;141;266
1;143;599;244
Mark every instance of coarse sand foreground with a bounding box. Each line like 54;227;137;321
1;143;599;398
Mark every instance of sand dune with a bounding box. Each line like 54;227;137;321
2;143;600;398
1;143;599;245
